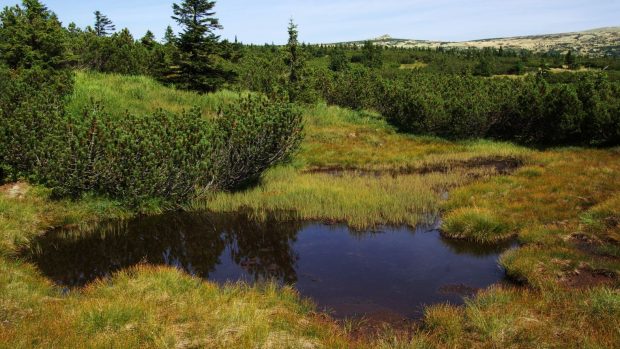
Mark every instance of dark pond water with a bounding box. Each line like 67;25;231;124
24;212;511;319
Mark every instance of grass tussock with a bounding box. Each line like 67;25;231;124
198;166;496;229
442;207;513;243
442;149;620;288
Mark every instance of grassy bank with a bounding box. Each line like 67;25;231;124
2;72;619;348
201;103;530;228
0;184;354;348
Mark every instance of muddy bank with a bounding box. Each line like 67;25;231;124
304;156;524;178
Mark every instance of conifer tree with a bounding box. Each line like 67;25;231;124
0;0;67;70
565;50;576;69
140;30;156;49
94;11;115;37
171;0;231;92
286;19;301;84
163;25;176;45
284;19;308;102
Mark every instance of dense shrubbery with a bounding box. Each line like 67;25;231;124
44;106;214;204
0;66;74;181
377;72;620;145
314;69;620;145
210;96;303;190
230;44;620;146
0;75;303;205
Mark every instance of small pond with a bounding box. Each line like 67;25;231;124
24;212;512;319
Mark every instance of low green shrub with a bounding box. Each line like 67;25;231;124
374;71;620;146
42;104;214;205
0;66;74;180
210;96;303;190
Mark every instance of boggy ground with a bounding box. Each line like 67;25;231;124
1;72;619;348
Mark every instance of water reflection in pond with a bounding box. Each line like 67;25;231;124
24;212;511;319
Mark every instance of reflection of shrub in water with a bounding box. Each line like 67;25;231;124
218;212;303;284
25;211;304;287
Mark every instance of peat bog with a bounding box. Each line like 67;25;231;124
24;211;512;319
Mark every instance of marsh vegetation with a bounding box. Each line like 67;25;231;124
1;0;619;348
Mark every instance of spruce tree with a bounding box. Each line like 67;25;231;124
565;50;576;69
171;0;231;92
285;19;308;101
140;30;156;49
95;11;116;36
94;11;115;37
163;25;176;45
286;19;301;84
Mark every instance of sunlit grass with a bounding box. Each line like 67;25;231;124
300;103;530;171
67;71;242;117
442;207;513;243
441;148;620;289
195;166;501;229
0;263;352;348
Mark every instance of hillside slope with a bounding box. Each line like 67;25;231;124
340;27;620;56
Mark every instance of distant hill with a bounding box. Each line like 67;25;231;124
336;27;620;56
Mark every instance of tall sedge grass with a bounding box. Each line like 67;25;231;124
196;166;499;229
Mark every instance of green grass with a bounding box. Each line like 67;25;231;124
0;264;352;348
0;183;129;257
67;71;242;117
196;166;492;229
442;207;513;243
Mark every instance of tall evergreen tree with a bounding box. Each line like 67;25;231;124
284;19;309;102
94;11;115;37
171;0;231;92
286;19;300;84
140;30;156;49
565;50;576;69
163;25;176;45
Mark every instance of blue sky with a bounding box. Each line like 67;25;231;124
1;0;618;44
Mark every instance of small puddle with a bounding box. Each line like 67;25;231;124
23;211;511;319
